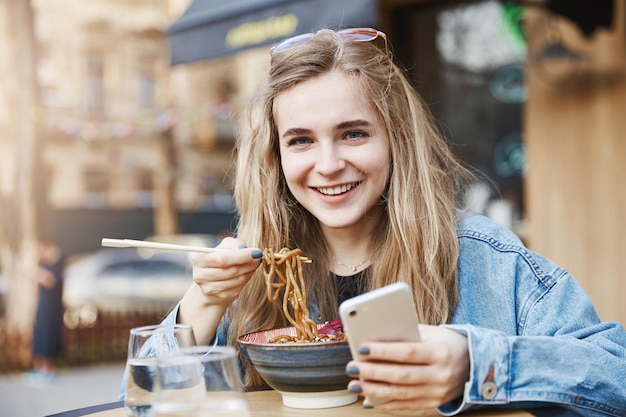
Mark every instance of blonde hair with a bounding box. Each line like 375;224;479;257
228;29;472;387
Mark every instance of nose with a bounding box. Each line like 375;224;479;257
315;142;346;175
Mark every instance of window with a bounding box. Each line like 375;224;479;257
395;0;526;228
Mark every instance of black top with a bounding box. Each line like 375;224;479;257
336;269;367;306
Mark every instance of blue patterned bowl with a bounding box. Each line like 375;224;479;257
238;325;356;409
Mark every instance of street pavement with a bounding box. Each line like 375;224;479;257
0;362;125;417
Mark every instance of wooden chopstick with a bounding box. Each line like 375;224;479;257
101;238;220;254
101;238;311;262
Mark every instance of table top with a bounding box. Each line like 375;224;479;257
52;390;535;417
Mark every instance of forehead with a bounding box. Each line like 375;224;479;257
273;70;377;129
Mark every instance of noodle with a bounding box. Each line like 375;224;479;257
263;248;318;342
262;247;347;343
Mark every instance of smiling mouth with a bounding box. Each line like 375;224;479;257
316;182;361;196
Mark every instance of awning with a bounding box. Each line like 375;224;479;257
167;0;379;65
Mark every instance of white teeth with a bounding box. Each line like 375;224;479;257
317;182;358;196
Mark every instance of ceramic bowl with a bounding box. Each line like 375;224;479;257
237;325;356;409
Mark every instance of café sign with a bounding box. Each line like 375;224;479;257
167;0;378;65
225;13;298;50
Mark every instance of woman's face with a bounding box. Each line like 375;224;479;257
274;70;390;233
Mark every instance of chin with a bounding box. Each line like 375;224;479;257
316;215;364;230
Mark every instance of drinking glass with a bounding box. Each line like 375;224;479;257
124;324;196;417
153;345;250;417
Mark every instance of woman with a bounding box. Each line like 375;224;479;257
168;29;626;414
24;240;64;388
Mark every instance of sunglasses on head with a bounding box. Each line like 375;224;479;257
270;27;387;55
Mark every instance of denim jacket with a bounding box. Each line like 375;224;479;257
439;212;626;416
154;212;626;416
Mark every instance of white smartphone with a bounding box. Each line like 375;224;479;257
339;282;421;405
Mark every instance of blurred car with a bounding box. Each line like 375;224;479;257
63;234;219;328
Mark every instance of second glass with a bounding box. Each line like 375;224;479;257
153;345;250;417
125;324;196;417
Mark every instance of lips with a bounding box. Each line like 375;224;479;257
316;181;361;196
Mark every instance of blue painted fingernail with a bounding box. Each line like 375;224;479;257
348;385;362;394
345;365;360;375
239;245;247;249
363;403;374;409
358;346;371;355
251;249;263;259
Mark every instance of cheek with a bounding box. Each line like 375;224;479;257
375;166;391;194
280;154;306;187
365;154;391;190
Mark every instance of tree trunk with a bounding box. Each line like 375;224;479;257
0;0;43;368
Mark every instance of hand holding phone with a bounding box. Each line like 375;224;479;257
339;282;421;405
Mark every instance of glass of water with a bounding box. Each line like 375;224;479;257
153;345;250;417
124;324;196;417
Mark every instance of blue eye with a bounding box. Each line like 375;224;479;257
345;131;366;140
287;137;312;146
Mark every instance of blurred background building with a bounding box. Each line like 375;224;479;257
0;0;240;257
0;0;624;370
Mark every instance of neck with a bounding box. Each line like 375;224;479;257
332;257;369;273
322;227;373;274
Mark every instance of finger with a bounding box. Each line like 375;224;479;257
218;236;249;249
195;273;251;300
193;263;258;302
357;341;440;365
359;329;465;366
192;258;260;284
348;360;464;406
191;246;263;270
348;380;448;410
192;259;261;298
348;360;436;385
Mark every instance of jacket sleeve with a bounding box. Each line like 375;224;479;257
438;273;626;416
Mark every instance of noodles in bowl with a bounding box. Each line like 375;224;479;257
237;248;355;409
238;324;354;409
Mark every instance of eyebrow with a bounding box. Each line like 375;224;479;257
281;127;312;138
281;119;373;138
336;119;372;130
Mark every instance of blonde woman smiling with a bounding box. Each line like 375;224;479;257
161;28;626;415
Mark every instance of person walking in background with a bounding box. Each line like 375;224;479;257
23;239;65;388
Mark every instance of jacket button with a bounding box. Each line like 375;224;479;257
481;381;497;400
